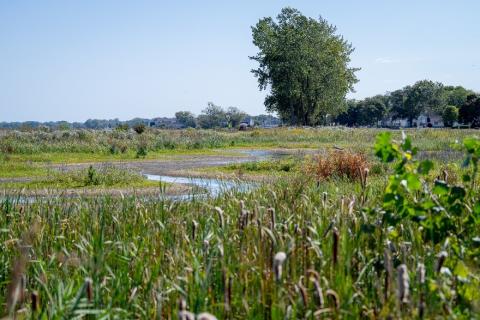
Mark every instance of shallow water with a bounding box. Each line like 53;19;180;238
144;174;253;200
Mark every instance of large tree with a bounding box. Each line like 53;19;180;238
391;80;445;126
250;7;359;126
175;111;197;128
197;102;227;129
459;95;480;127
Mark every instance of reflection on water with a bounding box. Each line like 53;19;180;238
144;174;253;200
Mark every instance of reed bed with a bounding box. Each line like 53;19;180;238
1;174;478;318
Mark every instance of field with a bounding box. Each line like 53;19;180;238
1;127;480;319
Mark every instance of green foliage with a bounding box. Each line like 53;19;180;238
459;94;480;127
336;96;387;126
251;7;359;125
442;105;459;127
133;123;146;134
390;80;445;125
175;111;197;128
373;132;480;311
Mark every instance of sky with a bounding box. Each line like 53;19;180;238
1;1;479;122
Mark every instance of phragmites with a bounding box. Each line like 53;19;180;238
273;251;287;282
397;264;409;304
332;227;339;266
436;251;448;273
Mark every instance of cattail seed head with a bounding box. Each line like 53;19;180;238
178;310;195;320
192;220;198;240
85;277;93;302
214;207;224;229
268;207;276;230
417;263;425;285
197;312;218;320
436;251;448;273
332;227;339;266
31;290;39;312
273;251;287;282
326;289;340;310
397;264;409;304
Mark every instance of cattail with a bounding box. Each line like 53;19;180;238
273;251;287;282
436;251;447;273
178;297;187;312
296;278;308;307
384;247;393;301
360;167;369;189
178;310;195;320
215;207;224;229
322;192;328;208
31;290;39;313
332;227;339;266
238;201;249;230
85;277;93;302
192;220;198;240
308;270;324;307
285;305;293;319
397;264;409;304
348;197;355;216
224;275;232;313
417;263;426;318
326;289;340;310
268;207;276;230
197;312;218;320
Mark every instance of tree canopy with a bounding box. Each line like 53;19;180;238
250;7;359;126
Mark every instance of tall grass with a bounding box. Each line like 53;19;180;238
1;171;478;318
1;127;476;156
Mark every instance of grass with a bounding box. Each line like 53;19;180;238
0;165;160;190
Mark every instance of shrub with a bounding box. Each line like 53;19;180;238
133;123;146;134
306;150;369;181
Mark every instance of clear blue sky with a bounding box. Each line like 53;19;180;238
1;0;479;122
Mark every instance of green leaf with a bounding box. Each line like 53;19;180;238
453;261;469;279
418;160;434;175
433;180;449;196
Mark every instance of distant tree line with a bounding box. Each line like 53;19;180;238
175;102;281;129
0;103;281;130
335;80;479;127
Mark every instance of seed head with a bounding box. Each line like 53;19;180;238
397;264;409;304
273;251;287;281
197;312;218;320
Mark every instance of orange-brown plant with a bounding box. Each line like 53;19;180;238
306;150;370;182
